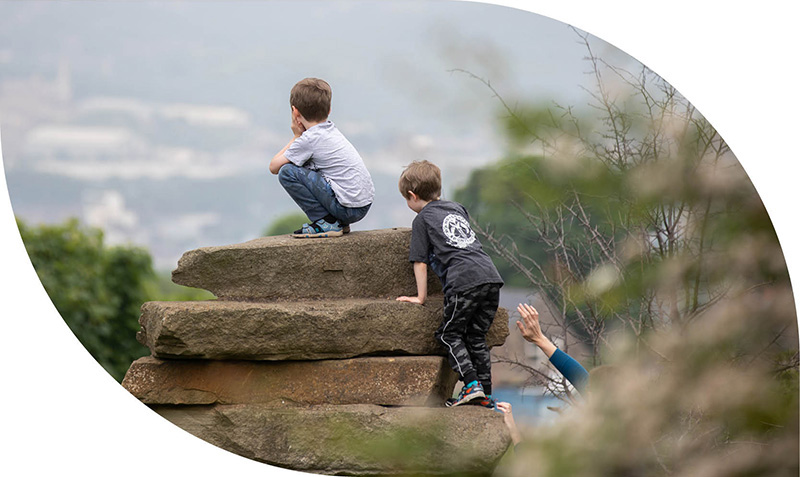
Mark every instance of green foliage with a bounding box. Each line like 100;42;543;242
17;217;154;381
456;58;795;361
502;291;799;477
145;270;215;301
263;212;308;236
456;152;631;288
463;33;798;475
17;217;217;382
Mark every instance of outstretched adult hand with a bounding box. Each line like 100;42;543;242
516;303;557;357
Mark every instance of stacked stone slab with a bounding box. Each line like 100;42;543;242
123;228;511;476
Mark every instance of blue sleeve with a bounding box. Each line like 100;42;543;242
549;348;589;394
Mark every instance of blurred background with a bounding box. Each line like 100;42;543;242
1;0;636;382
1;1;635;270
2;2;797;475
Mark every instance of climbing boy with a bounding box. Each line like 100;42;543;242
396;160;504;408
269;78;374;238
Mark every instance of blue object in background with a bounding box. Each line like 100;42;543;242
492;387;564;426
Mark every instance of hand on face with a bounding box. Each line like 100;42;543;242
290;107;306;137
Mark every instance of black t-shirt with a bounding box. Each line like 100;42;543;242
409;200;504;296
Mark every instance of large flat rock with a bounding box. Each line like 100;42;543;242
137;299;509;360
123;355;459;406
154;403;510;476
171;228;442;300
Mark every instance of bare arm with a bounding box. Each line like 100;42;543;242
396;261;428;305
517;303;589;393
269;139;294;175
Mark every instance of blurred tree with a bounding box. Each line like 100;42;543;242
146;270;214;302
455;31;797;475
457;31;790;367
17;217;154;382
263;212;308;236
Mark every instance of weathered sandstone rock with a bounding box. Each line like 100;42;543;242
171;228;442;300
137;299;509;360
154;403;510;476
123;355;459;406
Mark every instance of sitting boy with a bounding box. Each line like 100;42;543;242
269;78;374;238
396;160;504;408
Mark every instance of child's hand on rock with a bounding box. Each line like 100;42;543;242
396;296;424;305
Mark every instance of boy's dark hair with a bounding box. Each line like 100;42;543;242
399;160;441;201
290;78;332;122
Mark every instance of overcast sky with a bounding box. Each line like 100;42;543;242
0;0;641;267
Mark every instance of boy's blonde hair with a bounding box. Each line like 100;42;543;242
290;78;331;122
399;160;441;201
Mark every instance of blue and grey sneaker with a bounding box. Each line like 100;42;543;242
445;381;486;407
292;219;344;238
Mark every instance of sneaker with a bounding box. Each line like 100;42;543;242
468;395;498;410
292;219;343;238
446;393;497;410
342;224;351;234
445;381;485;407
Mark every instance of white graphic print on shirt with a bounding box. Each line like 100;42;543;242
442;214;476;249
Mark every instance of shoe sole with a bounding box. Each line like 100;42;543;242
467;400;497;410
291;230;344;238
445;390;486;407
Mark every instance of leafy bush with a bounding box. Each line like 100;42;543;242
18;218;154;381
459;31;799;475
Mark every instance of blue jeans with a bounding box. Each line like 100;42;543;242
278;163;371;225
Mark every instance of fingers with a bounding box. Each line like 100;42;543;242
517;303;539;323
396;296;421;304
516;304;541;342
523;303;538;319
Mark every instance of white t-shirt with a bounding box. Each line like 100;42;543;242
284;121;375;208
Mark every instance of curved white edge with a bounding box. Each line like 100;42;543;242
1;1;796;475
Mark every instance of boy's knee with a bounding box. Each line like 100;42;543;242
277;163;298;184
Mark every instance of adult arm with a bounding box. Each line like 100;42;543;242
516;303;589;394
549;348;589;394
